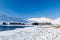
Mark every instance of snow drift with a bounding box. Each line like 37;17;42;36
0;26;60;40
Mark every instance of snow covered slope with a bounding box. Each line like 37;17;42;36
0;14;27;22
0;26;60;40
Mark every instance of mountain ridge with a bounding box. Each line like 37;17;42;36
0;14;27;22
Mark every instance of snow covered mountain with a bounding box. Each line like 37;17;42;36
0;14;27;22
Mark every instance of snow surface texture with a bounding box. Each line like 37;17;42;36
0;26;60;40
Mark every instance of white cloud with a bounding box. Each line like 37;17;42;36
27;17;51;23
27;17;60;25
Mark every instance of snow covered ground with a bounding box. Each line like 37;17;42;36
0;26;60;40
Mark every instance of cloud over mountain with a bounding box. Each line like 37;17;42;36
27;17;51;23
27;17;60;25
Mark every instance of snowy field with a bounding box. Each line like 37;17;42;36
0;26;60;40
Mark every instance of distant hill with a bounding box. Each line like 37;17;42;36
0;14;27;22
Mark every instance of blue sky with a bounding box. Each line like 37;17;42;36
0;0;60;19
